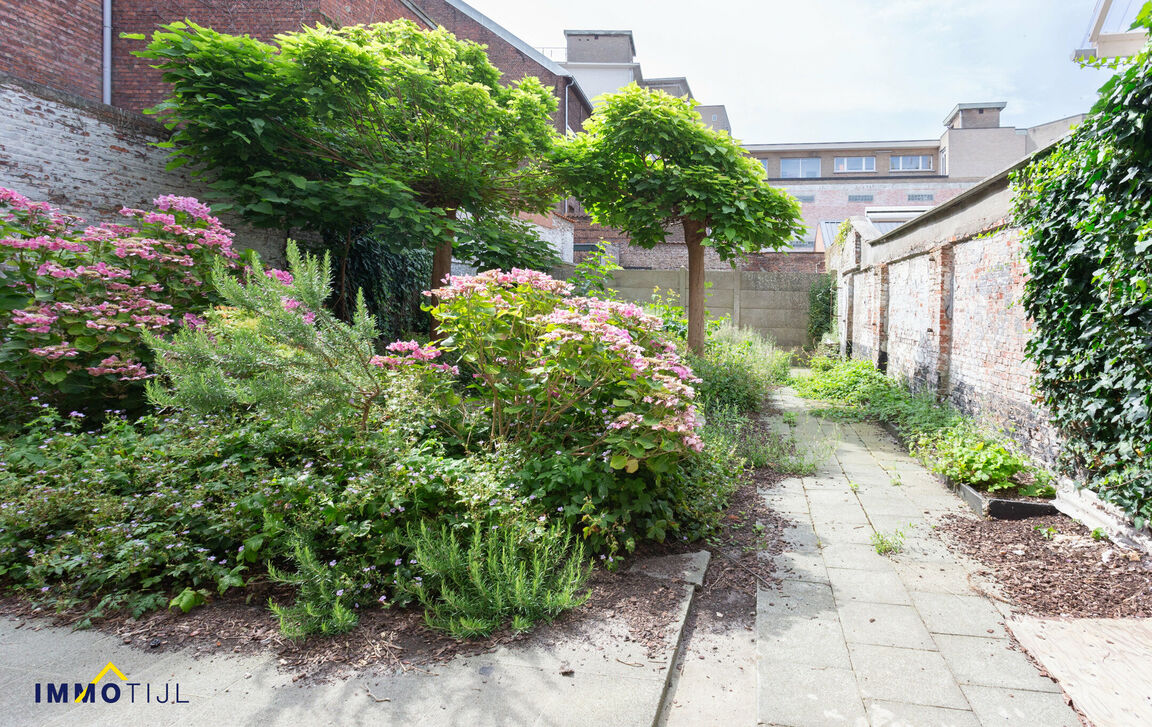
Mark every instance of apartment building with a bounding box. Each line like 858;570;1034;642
555;30;731;133
745;103;1084;251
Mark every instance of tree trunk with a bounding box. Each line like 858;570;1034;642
684;219;707;354
429;208;458;340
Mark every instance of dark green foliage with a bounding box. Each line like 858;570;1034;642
407;522;590;638
340;233;432;340
1012;14;1152;523
807;276;835;346
793;357;1050;495
134;19;560;309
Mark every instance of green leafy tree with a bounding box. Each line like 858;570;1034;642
134;20;560;320
552;84;803;351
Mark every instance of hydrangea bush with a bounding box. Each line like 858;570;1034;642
0;188;240;412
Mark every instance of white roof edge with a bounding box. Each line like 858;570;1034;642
563;29;637;56
744;139;940;152
942;101;1008;125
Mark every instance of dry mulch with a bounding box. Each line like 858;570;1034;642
939;513;1152;618
0;560;686;681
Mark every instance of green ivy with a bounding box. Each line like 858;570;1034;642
807;276;835;347
1012;10;1152;524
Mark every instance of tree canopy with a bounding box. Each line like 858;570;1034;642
552;84;803;351
135;19;561;314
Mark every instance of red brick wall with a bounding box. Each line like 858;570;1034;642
0;0;103;101
112;1;424;112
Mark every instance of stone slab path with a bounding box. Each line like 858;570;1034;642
756;389;1081;727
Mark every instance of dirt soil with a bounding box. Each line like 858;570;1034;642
938;513;1152;618
0;559;686;681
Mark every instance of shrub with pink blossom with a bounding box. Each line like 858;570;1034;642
423;269;716;553
0;188;241;412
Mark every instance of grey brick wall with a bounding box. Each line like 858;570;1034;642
0;73;286;264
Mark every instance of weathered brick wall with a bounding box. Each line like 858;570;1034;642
833;171;1061;465
0;0;103;102
948;228;1059;461
0;73;285;262
886;254;938;389
851;267;877;361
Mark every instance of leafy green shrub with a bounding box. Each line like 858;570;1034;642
568;240;621;299
1012;14;1152;523
912;422;1028;492
406;522;590;638
145;240;402;431
0;188;240;415
807;276;835;346
794;357;1050;495
689;322;790;415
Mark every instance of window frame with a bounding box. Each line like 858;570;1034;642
890;154;935;172
780;157;821;179
833;156;876;174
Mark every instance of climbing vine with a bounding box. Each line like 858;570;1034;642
1012;12;1152;524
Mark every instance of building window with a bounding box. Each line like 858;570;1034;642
890;154;935;171
940;149;948;175
847;194;873;202
908;193;934;202
795;195;815;203
833;156;875;173
781;158;821;178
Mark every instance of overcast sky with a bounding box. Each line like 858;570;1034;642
465;0;1113;144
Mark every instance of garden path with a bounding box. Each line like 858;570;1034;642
755;388;1081;726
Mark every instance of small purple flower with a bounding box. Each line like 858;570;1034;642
329;560;337;567
336;589;344;597
68;411;84;418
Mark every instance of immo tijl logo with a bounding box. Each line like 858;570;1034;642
34;662;189;704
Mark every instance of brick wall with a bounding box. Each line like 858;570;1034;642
107;0;587;134
886;254;937;388
0;73;285;263
111;1;427;112
831;170;1061;465
948;228;1057;460
0;0;103;101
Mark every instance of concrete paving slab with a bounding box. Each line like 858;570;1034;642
960;685;1080;726
933;634;1062;693
866;699;982;727
810;522;875;546
837;602;936;650
847;644;969;710
629;551;710;587
815;543;891;572
887;560;973;595
662;627;756;727
806;503;871;526
826;568;913;607
770;551;830;585
909;591;1008;639
757;664;867;727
